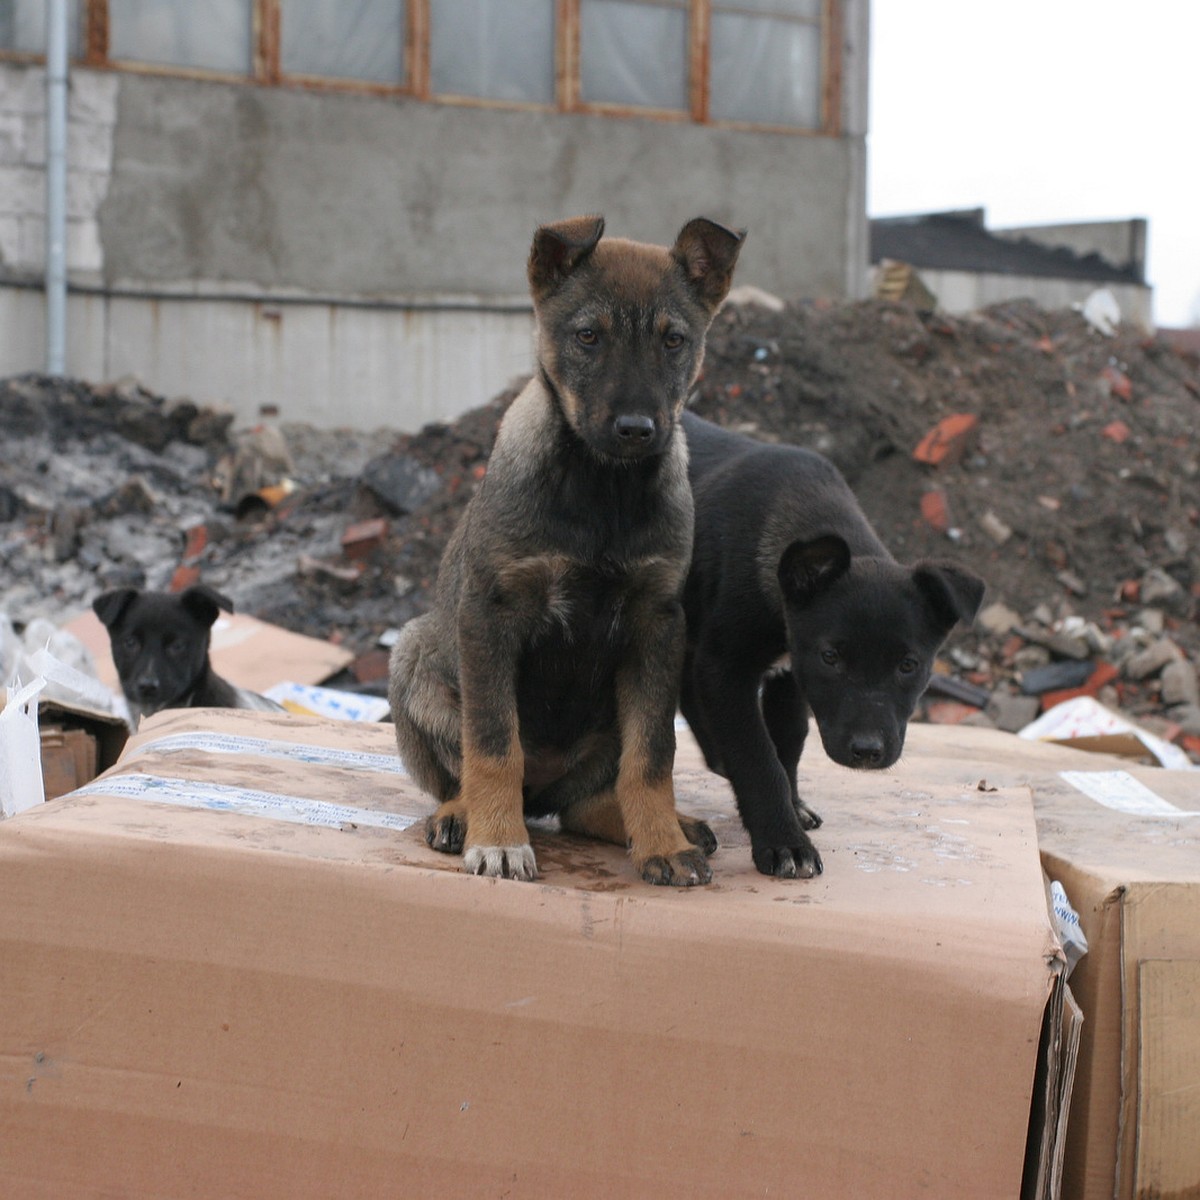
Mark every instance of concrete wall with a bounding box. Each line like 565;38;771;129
0;7;869;430
879;265;1154;331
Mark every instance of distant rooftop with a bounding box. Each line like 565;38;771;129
869;209;1145;285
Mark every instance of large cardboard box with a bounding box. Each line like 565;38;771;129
897;723;1200;1200
1;710;1062;1198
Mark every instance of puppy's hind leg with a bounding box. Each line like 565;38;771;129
388;618;469;854
560;791;718;858
761;670;821;831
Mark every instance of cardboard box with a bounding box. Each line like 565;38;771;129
896;723;1200;1200
36;700;130;800
0;710;1062;1198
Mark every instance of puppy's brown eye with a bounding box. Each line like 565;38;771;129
664;331;685;351
820;648;839;667
576;328;598;347
898;657;919;676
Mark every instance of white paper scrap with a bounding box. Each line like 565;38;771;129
1059;770;1199;818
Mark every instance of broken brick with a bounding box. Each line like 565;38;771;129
919;489;950;534
181;522;208;563
925;700;980;725
1099;364;1133;401
169;564;201;592
1101;420;1131;444
341;517;390;561
912;413;979;467
350;648;391;684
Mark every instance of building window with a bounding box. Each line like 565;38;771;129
579;0;688;114
109;0;253;76
710;0;823;127
5;1;840;135
281;0;408;86
430;0;555;104
0;0;83;56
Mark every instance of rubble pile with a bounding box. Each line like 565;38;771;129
2;295;1198;759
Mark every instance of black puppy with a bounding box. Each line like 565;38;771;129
680;412;985;879
93;585;284;726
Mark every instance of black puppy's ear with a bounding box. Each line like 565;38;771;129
93;588;139;630
672;218;746;311
528;215;606;300
179;585;234;628
912;561;986;634
779;535;852;605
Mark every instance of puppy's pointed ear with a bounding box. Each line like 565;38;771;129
779;535;851;606
672;218;746;311
180;585;234;628
912;561;986;635
528;215;605;301
92;588;139;630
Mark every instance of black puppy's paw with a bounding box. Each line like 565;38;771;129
425;811;466;855
679;814;719;857
640;849;713;887
793;800;823;831
752;838;823;880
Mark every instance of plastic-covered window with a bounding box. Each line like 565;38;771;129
109;0;253;75
431;0;555;104
579;0;688;112
709;0;823;127
282;0;408;86
0;0;83;56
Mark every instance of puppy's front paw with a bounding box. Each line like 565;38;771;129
793;800;823;831
752;838;823;880
639;848;713;887
426;809;467;855
463;843;538;882
679;814;719;857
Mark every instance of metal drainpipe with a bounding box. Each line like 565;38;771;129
45;0;69;376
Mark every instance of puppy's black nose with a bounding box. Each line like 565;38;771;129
614;414;655;443
849;735;885;767
136;681;160;701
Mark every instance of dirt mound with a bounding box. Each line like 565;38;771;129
3;296;1197;758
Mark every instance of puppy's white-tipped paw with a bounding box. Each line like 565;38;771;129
463;844;538;881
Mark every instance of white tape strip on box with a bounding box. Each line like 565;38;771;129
74;772;419;832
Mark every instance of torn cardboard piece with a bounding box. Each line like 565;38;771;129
896;722;1200;1200
65;607;354;695
1018;694;1194;770
0;709;1061;1199
1;652;129;816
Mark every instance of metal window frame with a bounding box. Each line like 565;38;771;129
0;0;842;135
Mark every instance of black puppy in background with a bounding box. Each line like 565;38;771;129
680;412;985;879
93;585;284;726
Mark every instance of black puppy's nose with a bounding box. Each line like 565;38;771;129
614;414;655;443
849;735;885;767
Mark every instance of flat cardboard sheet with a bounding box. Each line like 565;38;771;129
0;711;1060;1198
65;608;353;694
897;723;1200;1200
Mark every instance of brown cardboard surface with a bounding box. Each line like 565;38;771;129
895;723;1200;1200
0;711;1059;1198
65;608;353;694
1136;959;1200;1195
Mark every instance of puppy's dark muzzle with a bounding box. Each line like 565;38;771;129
614;414;655;444
608;413;665;459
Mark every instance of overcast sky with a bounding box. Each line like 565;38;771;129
868;0;1199;328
